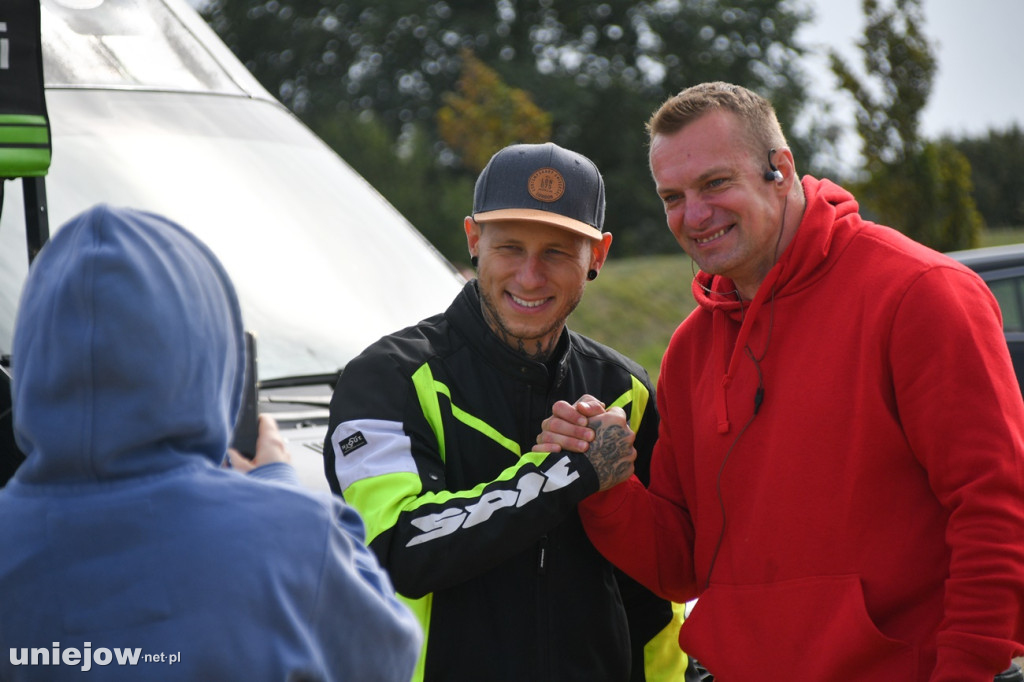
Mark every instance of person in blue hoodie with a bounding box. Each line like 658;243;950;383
0;204;422;681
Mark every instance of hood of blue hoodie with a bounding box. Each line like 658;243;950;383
11;204;245;483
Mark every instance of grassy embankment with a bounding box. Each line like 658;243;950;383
571;228;1024;382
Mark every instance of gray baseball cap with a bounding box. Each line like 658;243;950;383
472;142;605;240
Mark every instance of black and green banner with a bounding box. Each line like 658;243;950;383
0;1;51;177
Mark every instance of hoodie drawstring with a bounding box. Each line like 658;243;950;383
713;262;784;433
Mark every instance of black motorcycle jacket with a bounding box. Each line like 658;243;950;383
324;281;687;682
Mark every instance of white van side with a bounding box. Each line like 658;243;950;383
0;0;465;489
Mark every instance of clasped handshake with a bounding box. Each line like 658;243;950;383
533;395;637;492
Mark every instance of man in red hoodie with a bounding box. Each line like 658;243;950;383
536;81;1024;681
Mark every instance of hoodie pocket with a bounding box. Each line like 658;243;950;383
679;575;917;682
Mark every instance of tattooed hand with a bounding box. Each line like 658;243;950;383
586;408;636;491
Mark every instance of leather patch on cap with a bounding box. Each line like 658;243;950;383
527;168;565;202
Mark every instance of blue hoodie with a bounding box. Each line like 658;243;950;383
0;205;422;680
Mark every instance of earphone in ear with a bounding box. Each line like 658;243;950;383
763;148;783;182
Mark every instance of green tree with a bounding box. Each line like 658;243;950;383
202;1;821;261
437;49;552;173
950;124;1024;229
829;0;982;250
315;110;475;259
201;1;813;142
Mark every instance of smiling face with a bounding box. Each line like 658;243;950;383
650;109;789;299
466;219;611;360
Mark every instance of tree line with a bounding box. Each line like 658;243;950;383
201;0;1024;265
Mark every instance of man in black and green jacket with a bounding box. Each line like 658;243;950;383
324;142;693;682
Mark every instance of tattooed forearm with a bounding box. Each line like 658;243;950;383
588;421;633;491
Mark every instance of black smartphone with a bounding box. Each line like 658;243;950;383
230;331;259;459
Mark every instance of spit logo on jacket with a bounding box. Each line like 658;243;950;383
405;455;580;547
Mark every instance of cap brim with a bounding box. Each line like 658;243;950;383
473;208;603;241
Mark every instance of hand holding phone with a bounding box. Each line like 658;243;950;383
230;331;259;459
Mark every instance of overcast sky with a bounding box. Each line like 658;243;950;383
796;0;1023;165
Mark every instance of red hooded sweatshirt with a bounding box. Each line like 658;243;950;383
579;177;1024;681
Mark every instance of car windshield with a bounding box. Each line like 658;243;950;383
0;0;465;381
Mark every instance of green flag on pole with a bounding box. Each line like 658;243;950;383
0;1;51;178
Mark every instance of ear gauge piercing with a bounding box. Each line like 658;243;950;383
587;269;598;281
471;256;479;267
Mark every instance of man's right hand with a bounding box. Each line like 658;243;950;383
227;414;292;472
534;394;606;453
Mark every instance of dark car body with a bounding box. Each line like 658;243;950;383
947;243;1024;393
